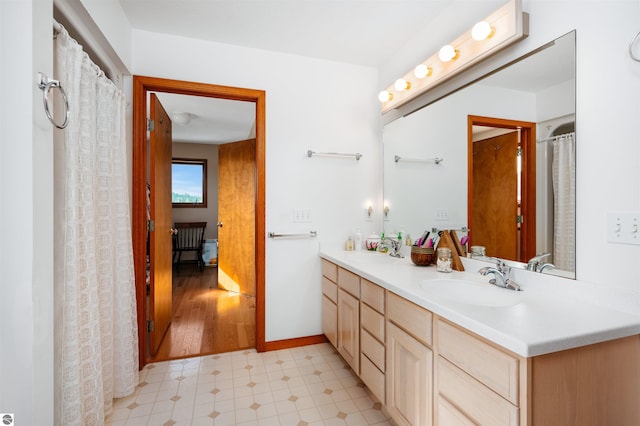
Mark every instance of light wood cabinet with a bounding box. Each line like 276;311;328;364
321;295;337;347
386;321;433;426
435;319;522;426
337;288;359;373
321;260;338;348
360;279;386;403
319;258;640;426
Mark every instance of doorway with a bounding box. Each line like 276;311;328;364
132;76;266;369
468;115;536;263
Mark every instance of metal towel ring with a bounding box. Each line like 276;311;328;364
629;31;640;62
38;72;70;129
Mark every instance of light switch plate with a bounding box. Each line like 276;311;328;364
607;211;640;245
435;209;449;221
293;208;312;223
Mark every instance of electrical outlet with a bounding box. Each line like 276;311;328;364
607;211;640;245
293;208;311;223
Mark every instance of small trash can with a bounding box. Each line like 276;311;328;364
202;239;218;267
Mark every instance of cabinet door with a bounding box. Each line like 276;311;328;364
386;321;433;426
322;295;337;348
338;289;360;373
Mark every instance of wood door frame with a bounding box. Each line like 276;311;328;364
468;115;536;262
132;75;266;369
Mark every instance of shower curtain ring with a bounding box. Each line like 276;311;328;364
38;72;70;129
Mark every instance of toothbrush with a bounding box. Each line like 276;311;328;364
420;231;431;248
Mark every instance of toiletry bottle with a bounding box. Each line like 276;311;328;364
353;228;362;251
345;236;354;251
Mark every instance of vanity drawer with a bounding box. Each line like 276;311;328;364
438;357;519;426
322;276;337;303
438;396;476;426
361;328;385;372
387;291;432;347
437;319;520;404
338;267;360;297
360;352;385;403
321;259;338;282
361;303;385;342
361;279;385;314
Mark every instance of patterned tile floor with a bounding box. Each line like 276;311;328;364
106;343;393;425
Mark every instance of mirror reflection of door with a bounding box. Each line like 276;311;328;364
468;116;536;263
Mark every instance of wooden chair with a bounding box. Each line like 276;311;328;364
172;222;207;273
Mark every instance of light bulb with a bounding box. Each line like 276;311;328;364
439;45;458;62
394;78;411;91
378;90;393;103
414;64;433;79
472;21;494;41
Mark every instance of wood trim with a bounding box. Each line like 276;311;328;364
262;335;328;352
132;75;266;369
468;115;536;262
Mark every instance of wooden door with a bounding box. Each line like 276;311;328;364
218;139;256;296
149;93;173;355
471;132;519;260
386;321;433;426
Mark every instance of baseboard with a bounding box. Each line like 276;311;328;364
262;334;328;352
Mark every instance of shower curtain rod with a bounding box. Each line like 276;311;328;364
53;20;62;36
536;131;575;143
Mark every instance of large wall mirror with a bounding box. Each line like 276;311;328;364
383;30;576;279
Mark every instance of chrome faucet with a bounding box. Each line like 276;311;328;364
527;253;555;273
478;259;522;291
380;237;403;258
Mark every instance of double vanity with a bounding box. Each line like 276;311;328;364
320;247;640;426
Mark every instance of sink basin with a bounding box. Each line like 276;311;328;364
418;279;522;307
345;252;399;264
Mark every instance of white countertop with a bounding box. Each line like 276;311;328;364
320;246;640;357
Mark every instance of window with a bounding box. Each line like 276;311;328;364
172;158;207;208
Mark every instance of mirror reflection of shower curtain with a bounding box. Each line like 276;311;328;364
552;133;576;272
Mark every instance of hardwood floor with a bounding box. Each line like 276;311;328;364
148;265;256;363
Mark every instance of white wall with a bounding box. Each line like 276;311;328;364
0;0;54;424
380;0;640;299
131;30;381;341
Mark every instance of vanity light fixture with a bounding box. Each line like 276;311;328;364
472;21;495;41
379;0;528;113
366;205;373;219
394;78;411;91
414;64;433;79
378;90;393;103
438;45;459;62
383;205;390;219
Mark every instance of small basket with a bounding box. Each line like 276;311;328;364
410;246;435;266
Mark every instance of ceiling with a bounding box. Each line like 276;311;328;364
118;0;453;68
122;1;574;144
121;0;455;144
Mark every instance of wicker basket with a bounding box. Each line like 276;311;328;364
410;246;435;266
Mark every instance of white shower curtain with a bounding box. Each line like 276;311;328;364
552;133;576;272
53;26;138;425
